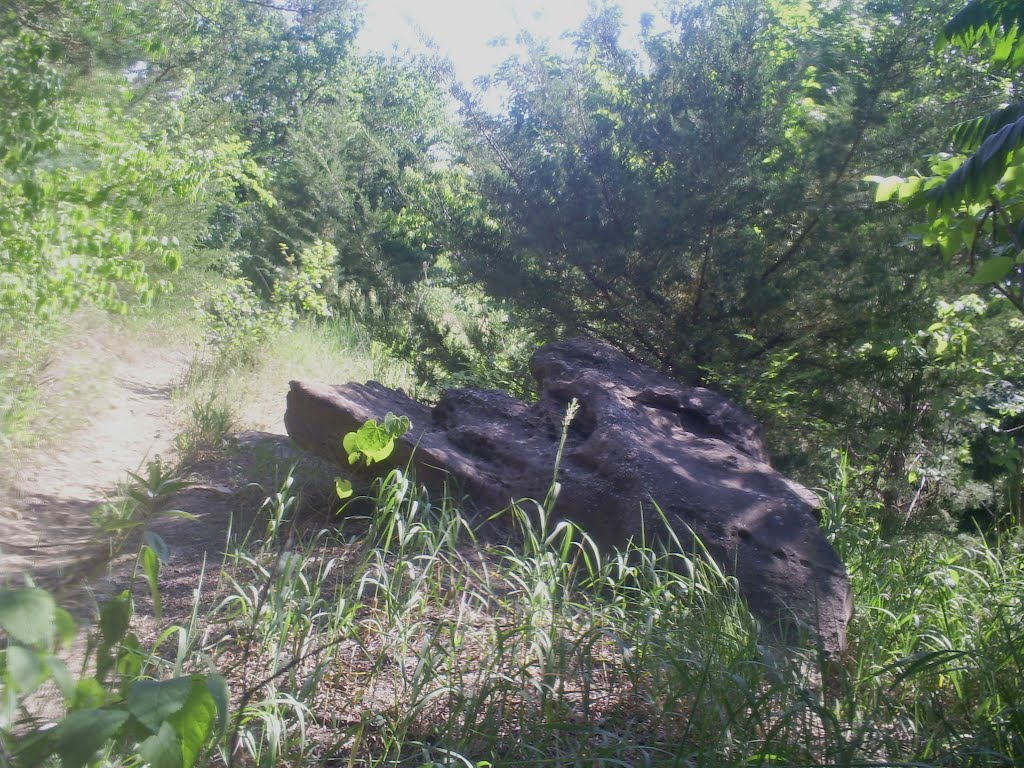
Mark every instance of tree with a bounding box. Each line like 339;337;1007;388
444;0;970;480
873;1;1024;313
871;0;1024;526
0;3;264;331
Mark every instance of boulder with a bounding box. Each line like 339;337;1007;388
285;337;853;653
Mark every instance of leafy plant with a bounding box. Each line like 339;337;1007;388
198;241;339;364
175;394;238;467
90;459;196;557
1;555;228;768
344;412;411;468
335;412;411;499
871;0;1024;315
3;588;229;768
0;26;265;337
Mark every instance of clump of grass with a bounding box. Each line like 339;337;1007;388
50;389;1017;768
125;449;1021;768
175;393;239;467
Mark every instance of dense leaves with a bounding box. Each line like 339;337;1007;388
872;0;1024;525
439;1;989;509
1;0;1020;528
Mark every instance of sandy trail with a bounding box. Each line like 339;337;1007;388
0;338;192;585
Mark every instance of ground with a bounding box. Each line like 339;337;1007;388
0;315;307;603
1;327;190;582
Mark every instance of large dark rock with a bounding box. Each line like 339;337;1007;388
285;337;853;653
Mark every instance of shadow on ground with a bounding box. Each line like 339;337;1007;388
1;431;343;612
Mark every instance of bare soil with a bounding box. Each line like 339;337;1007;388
0;329;304;600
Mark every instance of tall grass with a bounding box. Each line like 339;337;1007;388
115;452;1022;767
9;445;1020;766
178;315;413;441
9;302;1019;765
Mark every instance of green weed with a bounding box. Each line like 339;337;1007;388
7;443;1022;767
175;394;238;467
185;456;1022;767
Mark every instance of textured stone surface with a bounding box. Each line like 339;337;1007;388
285;337;853;653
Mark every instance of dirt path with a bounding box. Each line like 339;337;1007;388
0;337;192;585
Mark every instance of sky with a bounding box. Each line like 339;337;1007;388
357;0;655;85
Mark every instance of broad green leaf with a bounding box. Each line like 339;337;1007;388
897;176;923;201
99;591;132;648
950;102;1024;151
941;1;1024;54
335;477;354;499
53;708;130;768
138;720;183;768
937;228;963;259
382;412;411;438
126;676;194;732
11;726;57;768
342;427;367;456
144;530;171;563
97;592;132;682
929;117;1024;207
55;606;77;648
342;419;397;466
205;673;230;735
6;645;45;693
74;676;108;708
363;438;395;464
47;655;76;700
117;632;144;678
0;587;55;646
869;175;905;202
170;677;218;766
972;255;1015;283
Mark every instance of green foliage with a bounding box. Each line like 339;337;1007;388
941;0;1024;67
342;412;411;468
874;0;1024;315
436;0;977;495
10;428;1022;767
868;0;1024;524
0;454;234;766
949;101;1024;154
198;241;338;363
1;543;227;768
0;27;264;334
449;0;945;375
3;597;228;768
174;394;239;467
169;458;1024;765
229;50;534;393
336;413;412;499
90;459;196;551
0;588;60;648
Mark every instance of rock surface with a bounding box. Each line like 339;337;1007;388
285;337;853;653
